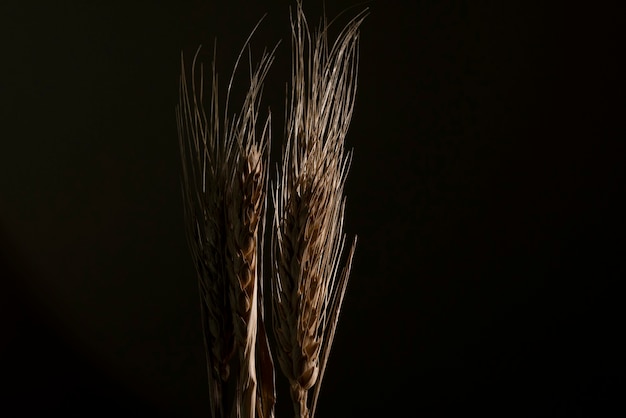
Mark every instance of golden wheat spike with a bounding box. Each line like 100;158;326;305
177;23;278;417
271;2;366;417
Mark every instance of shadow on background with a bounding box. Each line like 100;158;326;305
0;228;171;416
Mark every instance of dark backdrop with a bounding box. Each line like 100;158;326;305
1;1;623;416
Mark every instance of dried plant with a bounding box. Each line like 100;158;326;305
176;25;278;418
177;3;365;417
271;3;366;417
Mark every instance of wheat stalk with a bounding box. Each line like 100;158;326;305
177;25;278;417
271;3;366;417
177;3;365;416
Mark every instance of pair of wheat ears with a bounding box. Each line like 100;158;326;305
176;3;366;417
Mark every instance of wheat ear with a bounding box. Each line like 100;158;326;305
271;3;366;417
177;27;277;417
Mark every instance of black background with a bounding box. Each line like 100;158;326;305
1;1;624;416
